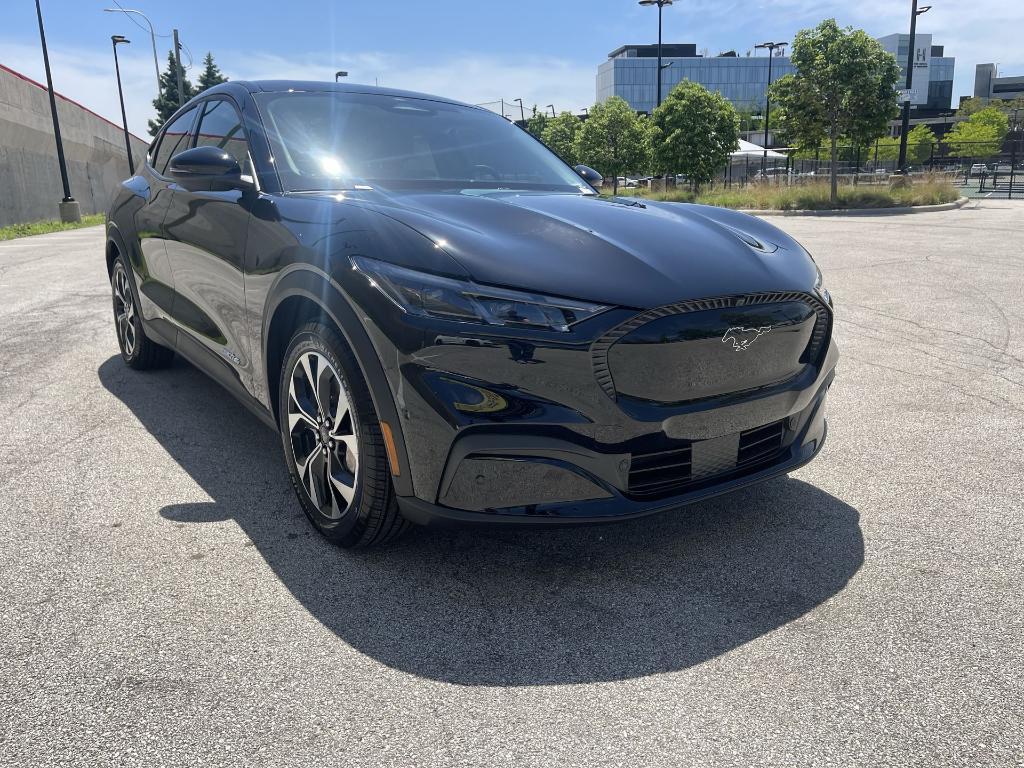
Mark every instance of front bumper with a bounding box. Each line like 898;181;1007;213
345;272;839;527
397;371;831;527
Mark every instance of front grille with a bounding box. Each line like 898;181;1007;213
628;443;693;498
627;419;787;499
591;291;832;403
737;420;785;468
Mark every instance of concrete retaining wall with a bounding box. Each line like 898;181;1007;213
0;63;149;227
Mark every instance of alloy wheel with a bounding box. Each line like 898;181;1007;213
287;351;359;519
112;264;137;357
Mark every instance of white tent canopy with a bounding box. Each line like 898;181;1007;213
730;139;787;159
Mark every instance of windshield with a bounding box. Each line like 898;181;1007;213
254;91;589;193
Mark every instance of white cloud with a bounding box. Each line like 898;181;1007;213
2;40;160;138
2;0;1021;141
0;42;595;138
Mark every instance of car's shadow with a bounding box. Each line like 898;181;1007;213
98;354;863;687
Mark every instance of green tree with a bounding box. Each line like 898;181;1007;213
197;52;228;92
651;80;739;190
148;50;195;136
957;95;1024;117
540;111;582;166
956;97;988;117
945;108;1009;159
573;97;650;193
770;19;901;202
526;108;549;138
874;125;936;164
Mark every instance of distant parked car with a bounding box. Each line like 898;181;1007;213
994;164;1013;174
756;167;794;179
969;164;989;177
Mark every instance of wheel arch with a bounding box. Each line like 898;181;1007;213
262;269;415;498
105;222;127;277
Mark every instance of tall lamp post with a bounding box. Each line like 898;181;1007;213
513;98;526;124
34;0;78;222
897;0;931;174
546;104;555;117
1010;108;1020;200
111;35;134;177
103;8;160;95
335;70;348;82
754;41;787;175
638;0;673;109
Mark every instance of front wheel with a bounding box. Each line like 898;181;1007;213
278;322;408;548
111;257;173;370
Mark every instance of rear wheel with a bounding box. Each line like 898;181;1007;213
278;322;408;548
111;256;174;370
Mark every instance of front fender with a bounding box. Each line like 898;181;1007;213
261;266;415;498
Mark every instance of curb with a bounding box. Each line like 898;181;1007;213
745;196;970;217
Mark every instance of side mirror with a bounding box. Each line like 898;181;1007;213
574;164;604;188
168;145;247;191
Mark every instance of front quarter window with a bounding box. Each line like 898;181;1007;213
151;106;198;175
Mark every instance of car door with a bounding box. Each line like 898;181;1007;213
162;96;257;397
128;105;198;328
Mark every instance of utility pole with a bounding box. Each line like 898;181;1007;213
173;28;185;108
34;0;78;222
897;0;932;173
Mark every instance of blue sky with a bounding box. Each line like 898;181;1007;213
3;0;1021;137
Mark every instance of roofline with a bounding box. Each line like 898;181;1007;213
223;79;478;110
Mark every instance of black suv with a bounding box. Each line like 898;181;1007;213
106;81;836;547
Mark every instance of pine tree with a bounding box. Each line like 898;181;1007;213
148;50;196;137
197;52;228;93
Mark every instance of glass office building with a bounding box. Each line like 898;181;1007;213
596;44;795;114
876;34;955;111
599;37;955;114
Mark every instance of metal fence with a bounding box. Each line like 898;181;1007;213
707;139;1022;196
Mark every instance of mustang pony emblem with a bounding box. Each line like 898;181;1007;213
722;325;772;351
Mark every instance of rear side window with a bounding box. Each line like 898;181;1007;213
194;99;251;176
152;107;197;175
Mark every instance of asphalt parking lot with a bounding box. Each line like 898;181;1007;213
1;199;1022;767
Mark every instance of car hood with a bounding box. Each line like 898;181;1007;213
329;190;819;309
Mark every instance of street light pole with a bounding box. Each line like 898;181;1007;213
639;0;673;110
1010;108;1020;200
514;98;525;124
103;8;160;95
111;35;134;177
172;28;185;108
34;0;78;221
755;41;788;175
335;70;348;82
547;104;555;117
897;0;932;174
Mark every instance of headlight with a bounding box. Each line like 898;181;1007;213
351;256;610;332
814;265;832;307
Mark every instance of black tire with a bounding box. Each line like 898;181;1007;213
278;321;409;548
110;256;174;370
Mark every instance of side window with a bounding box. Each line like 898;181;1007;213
152;107;197;175
194;99;252;176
